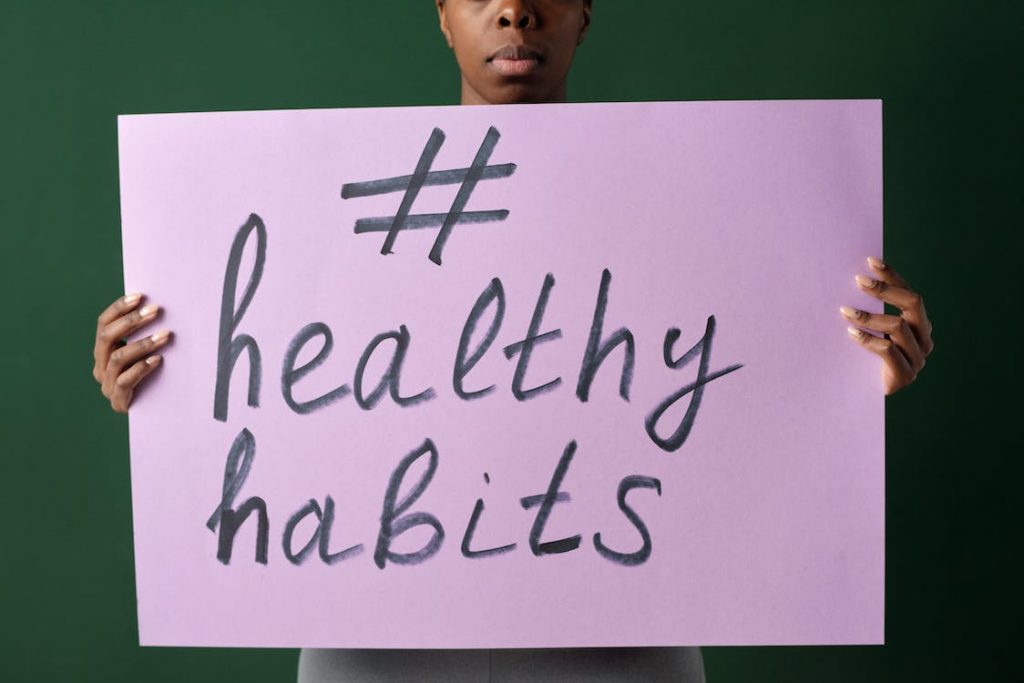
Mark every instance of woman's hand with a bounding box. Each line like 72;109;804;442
842;257;934;395
93;293;172;413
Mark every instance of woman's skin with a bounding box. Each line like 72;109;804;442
93;0;934;412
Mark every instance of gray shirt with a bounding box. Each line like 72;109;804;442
298;646;706;682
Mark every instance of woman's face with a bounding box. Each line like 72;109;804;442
436;0;592;105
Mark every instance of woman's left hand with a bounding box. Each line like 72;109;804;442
842;256;934;395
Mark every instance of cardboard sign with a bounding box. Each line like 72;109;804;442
118;99;883;648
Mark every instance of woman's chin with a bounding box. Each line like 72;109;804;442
482;82;562;105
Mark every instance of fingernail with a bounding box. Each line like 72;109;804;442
124;293;142;306
855;274;878;289
840;306;862;320
847;326;865;340
150;330;171;344
146;355;162;366
867;256;886;271
140;304;159;317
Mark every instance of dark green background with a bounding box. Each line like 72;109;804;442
2;1;1019;680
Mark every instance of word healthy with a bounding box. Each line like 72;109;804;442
206;212;743;568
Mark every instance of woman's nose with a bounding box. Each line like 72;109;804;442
496;0;537;30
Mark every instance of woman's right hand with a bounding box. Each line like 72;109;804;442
93;293;172;413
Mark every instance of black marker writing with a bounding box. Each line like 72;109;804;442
454;278;506;400
645;316;744;452
282;499;322;565
374;438;445;568
503;273;562;401
203;434;667;567
208;428;269;565
593;475;662;566
577;268;635;403
461;472;517;559
282;495;364;566
203;210;746;572
520;440;581;556
281;322;351;415
340;127;515;265
213;214;266;422
354;325;436;410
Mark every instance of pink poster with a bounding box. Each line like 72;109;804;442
118;99;884;648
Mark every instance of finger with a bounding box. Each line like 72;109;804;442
102;303;161;343
103;330;172;398
846;327;915;395
854;273;919;310
97;292;144;328
95;303;162;374
854;273;926;319
94;294;144;383
866;258;930;338
854;271;933;356
866;257;909;289
110;355;163;413
840;307;925;372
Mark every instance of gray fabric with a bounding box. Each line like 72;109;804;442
297;647;706;682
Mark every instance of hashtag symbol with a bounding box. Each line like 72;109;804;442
340;126;516;266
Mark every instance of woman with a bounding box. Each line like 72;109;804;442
92;1;934;680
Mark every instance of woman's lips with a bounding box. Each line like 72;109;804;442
488;44;543;77
490;57;541;76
